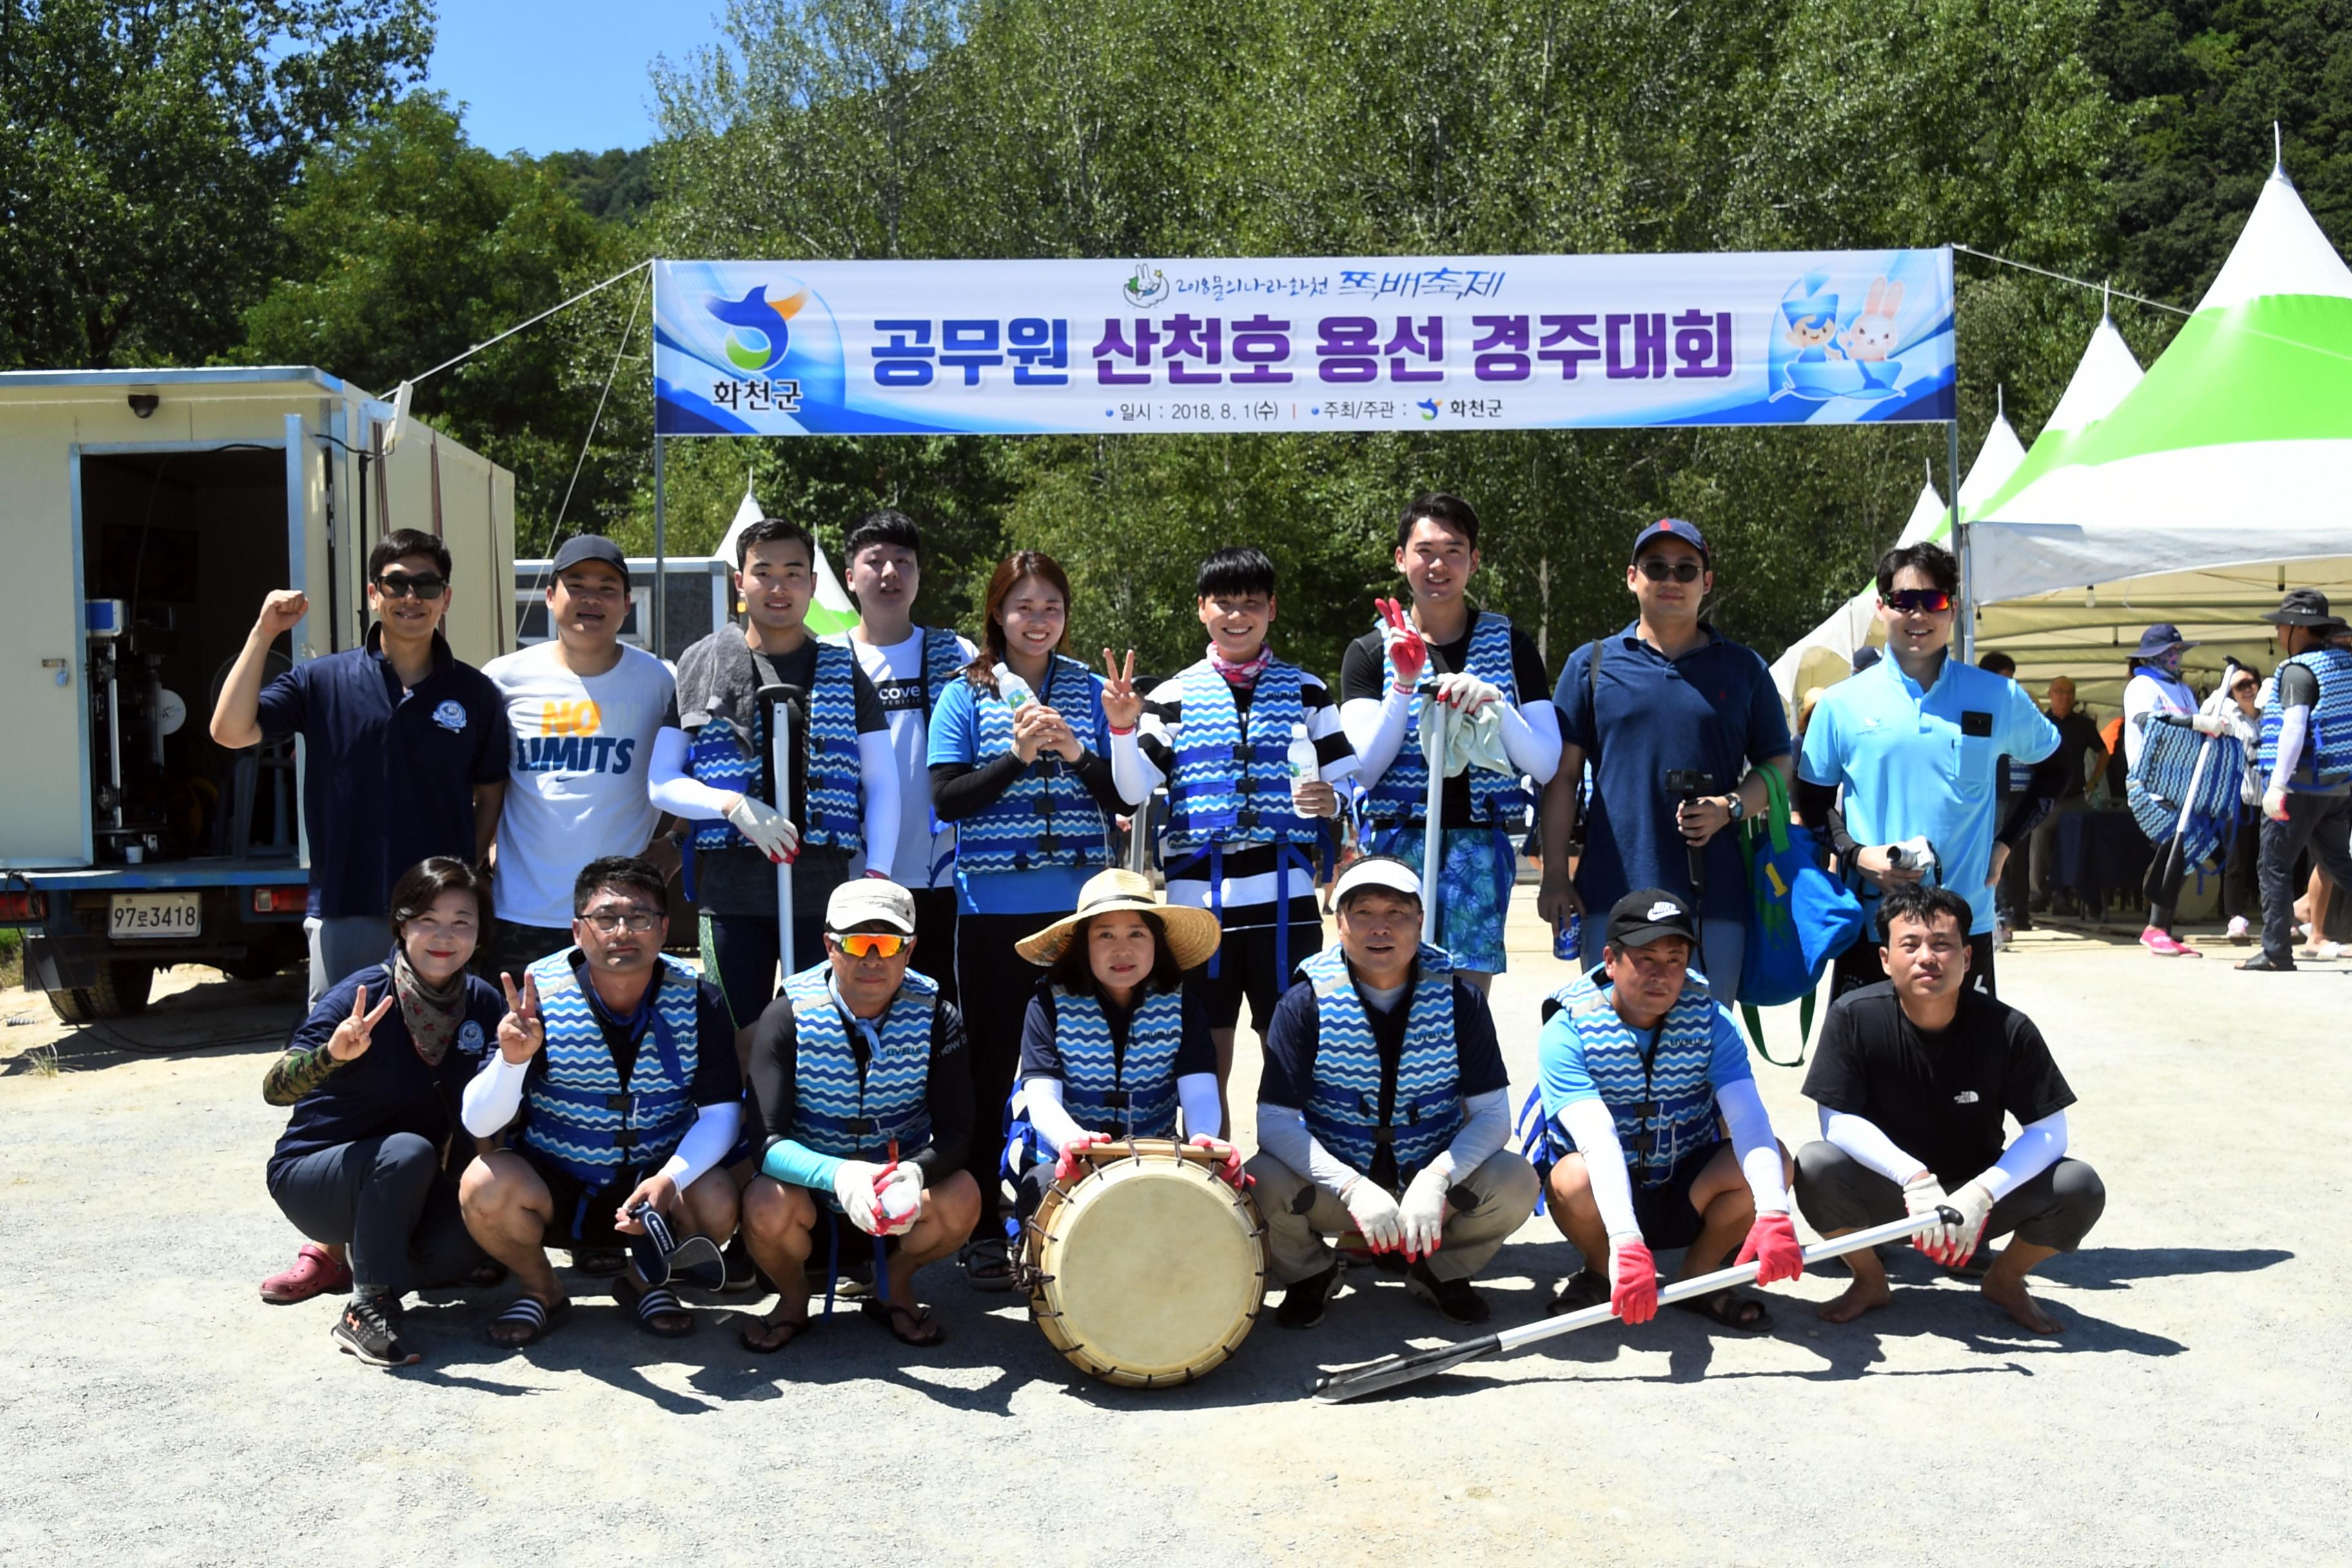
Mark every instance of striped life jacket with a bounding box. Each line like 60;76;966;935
687;639;865;851
915;627;972;883
1164;660;1323;855
1050;985;1185;1137
956;655;1113;876
1299;943;1464;1184
514;952;704;1186
1540;970;1723;1190
781;961;936;1171
1362;609;1527;829
2259;646;2352;790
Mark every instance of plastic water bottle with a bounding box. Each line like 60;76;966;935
1286;721;1319;784
997;669;1035;709
1554;912;1582;964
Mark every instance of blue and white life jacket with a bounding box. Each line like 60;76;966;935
781;961;936;1177
1164;661;1324;855
687;639;865;852
956;655;1113;876
2260;646;2352;790
1051;985;1185;1137
914;627;973;883
1531;969;1723;1190
514;952;704;1186
1362;609;1527;830
1299;943;1463;1185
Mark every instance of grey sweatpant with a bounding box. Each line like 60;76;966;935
1794;1141;2104;1253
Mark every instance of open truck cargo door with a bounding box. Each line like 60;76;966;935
0;444;95;868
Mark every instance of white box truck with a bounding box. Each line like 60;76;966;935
0;366;514;1020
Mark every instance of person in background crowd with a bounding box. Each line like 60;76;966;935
2204;661;2266;945
2241;591;2352;972
1108;546;1355;1126
261;858;502;1366
211;527;509;1005
736;879;980;1352
1246;856;1539;1329
482;536;679;982
1796;542;2058;999
1529;889;1802;1333
649;518;900;1035
1340;493;1558;990
2121;623;2235;957
1975;651;2034;941
1542;518;1792;996
833;509;977;1003
1796;883;2104;1334
2028;676;2109;918
927;551;1133;1286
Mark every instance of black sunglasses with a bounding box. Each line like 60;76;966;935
1637;558;1703;583
1885;589;1954;615
376;572;447;601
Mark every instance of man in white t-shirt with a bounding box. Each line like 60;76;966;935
830;509;975;1003
482;536;680;981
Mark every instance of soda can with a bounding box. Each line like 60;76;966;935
1554;912;1582;964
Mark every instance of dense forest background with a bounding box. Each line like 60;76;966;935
5;0;2346;678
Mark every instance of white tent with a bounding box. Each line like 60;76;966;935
715;482;861;636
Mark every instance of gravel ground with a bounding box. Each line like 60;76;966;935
1;914;2344;1565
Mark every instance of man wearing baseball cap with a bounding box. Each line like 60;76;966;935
1542;518;1794;993
2242;589;2352;971
1527;888;1801;1331
1246;855;1538;1329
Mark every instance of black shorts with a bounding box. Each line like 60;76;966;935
1628;1139;1729;1251
1183;919;1324;1035
808;1200;904;1264
512;1142;641;1251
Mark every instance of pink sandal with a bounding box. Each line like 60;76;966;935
261;1242;352;1305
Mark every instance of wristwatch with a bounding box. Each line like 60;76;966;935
1725;793;1746;823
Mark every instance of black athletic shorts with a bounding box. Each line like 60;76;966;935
1628;1138;1730;1251
512;1142;642;1251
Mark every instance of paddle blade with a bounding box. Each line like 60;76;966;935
1308;1332;1503;1404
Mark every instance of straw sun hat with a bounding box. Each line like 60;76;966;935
1014;869;1222;971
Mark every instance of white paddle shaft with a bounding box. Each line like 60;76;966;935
1418;687;1447;948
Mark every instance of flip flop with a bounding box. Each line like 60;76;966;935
861;1297;943;1348
957;1237;1015;1293
620;1277;696;1338
1670;1287;1774;1333
573;1248;627;1277
738;1312;806;1356
1547;1268;1611;1316
486;1294;571;1348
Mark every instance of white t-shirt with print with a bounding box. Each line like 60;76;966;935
836;628;975;888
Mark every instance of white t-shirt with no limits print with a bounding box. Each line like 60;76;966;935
834;627;976;889
483;640;678;927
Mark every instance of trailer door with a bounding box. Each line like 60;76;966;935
1;450;95;867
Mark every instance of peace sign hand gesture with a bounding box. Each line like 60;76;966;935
496;970;545;1063
1377;598;1427;691
327;983;395;1061
1101;647;1143;732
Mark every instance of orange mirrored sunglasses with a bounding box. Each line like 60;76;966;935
831;932;910;959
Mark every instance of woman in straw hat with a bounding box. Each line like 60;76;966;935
1002;869;1240;1221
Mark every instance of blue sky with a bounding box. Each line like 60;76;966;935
424;1;729;155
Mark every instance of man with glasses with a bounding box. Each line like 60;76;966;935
1540;519;1793;994
458;857;743;1346
213;527;509;1004
482;536;680;982
1796;542;2059;999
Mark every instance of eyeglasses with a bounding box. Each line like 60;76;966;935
581;910;660;934
1884;589;1954;615
830;932;909;959
1636;559;1703;583
376;572;447;601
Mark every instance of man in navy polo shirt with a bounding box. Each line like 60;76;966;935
1794;540;2058;999
213;527;509;1003
1540;518;1793;995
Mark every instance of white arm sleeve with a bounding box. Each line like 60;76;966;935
857;729;899;874
1496;698;1562;786
1108;726;1162;807
1558;1097;1642;1239
1021;1075;1088;1157
1820;1106;1932;1186
647;726;742;819
1714;1077;1789;1214
1176;1071;1222;1141
1257;1101;1366;1199
655;1100;743;1193
1978;1109;2068;1200
460;1052;531;1138
1438;1087;1511;1177
2271;705;2311;791
1342;687;1415;790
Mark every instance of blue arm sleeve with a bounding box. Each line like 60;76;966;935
760;1139;843;1193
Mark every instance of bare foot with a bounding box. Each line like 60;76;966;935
1982;1274;2064;1334
1818;1275;1892;1323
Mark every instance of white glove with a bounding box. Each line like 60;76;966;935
832;1159;888;1235
2191;711;2234;738
1397;1157;1454;1261
725;794;801;863
1903;1171;1955;1262
874;1162;924;1235
1433;671;1503;716
1943;1177;1997;1268
1342;1176;1403;1255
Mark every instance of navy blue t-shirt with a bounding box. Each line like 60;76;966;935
256;627;509;919
266;956;503;1179
1554;623;1792;922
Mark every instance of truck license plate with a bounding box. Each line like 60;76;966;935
110;892;201;939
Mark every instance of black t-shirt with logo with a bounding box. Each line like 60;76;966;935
1801;981;2075;1188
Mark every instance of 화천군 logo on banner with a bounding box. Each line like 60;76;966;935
705;285;810;371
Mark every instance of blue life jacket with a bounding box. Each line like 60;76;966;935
514;952;704;1187
687;639;865;851
1362;609;1527;830
2260;646;2352;790
1164;661;1324;854
1299;943;1463;1184
1050;985;1185;1137
1534;970;1724;1190
956;655;1113;876
911;627;973;881
781;961;936;1176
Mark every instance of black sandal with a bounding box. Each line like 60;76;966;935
738;1311;805;1355
861;1297;943;1347
1671;1287;1774;1333
958;1237;1015;1293
486;1294;571;1348
1548;1268;1611;1316
620;1277;696;1338
573;1247;627;1277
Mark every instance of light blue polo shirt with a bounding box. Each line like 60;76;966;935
1798;652;2058;935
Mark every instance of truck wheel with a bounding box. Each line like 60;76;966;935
86;960;155;1018
44;988;96;1024
222;948;289;983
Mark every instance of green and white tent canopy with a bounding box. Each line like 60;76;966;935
1970;164;2352;708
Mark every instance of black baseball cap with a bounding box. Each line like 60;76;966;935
1605;888;1698;950
1631;518;1709;564
550;534;631;585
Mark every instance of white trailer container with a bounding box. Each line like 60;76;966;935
0;366;514;1019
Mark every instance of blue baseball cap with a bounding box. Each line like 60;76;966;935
1632;518;1709;564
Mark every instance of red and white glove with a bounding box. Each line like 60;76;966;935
1736;1210;1804;1286
1053;1130;1112;1184
1941;1179;1997;1269
1377;597;1427;692
725;794;800;864
1903;1172;1955;1263
1342;1176;1404;1254
1396;1157;1455;1262
2264;787;2289;823
832;1159;888;1235
873;1161;923;1236
1433;671;1502;716
1608;1235;1658;1324
1188;1134;1248;1188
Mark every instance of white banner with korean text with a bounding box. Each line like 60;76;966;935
652;251;1955;436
